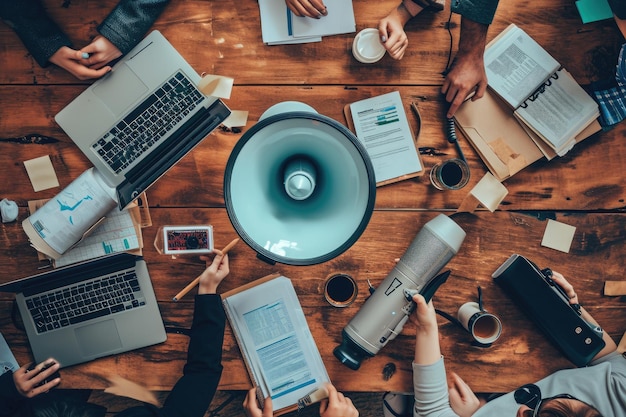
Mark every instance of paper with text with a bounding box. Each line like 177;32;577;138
484;24;560;109
350;91;422;183
223;276;330;412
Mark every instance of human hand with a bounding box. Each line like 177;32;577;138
243;387;272;417
79;35;122;70
410;293;438;335
447;372;482;417
319;383;358;417
12;359;61;398
197;251;229;294
441;52;488;117
285;0;327;18
378;5;413;60
549;271;578;305
48;46;112;80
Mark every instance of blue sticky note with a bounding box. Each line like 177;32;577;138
576;0;613;24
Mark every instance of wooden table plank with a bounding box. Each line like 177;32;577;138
1;84;625;210
1;210;624;392
0;0;622;86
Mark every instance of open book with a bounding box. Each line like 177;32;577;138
222;274;330;416
454;24;601;181
22;168;119;260
483;24;599;156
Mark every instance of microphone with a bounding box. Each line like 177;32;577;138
333;214;466;370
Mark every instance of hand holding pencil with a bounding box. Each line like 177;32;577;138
173;238;239;300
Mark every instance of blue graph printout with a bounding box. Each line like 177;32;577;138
27;168;118;255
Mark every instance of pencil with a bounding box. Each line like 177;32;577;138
172;238;240;301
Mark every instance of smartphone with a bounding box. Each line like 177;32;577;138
163;226;213;255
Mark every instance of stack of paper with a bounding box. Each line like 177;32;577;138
258;0;355;45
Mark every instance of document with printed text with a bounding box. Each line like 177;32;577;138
222;275;330;415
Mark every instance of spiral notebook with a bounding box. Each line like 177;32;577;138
482;24;599;156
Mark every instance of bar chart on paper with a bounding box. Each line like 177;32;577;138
54;209;140;267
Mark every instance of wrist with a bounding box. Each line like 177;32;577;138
392;2;414;25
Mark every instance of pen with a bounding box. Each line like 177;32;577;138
172;238;240;301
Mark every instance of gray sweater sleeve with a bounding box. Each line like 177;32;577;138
412;357;459;417
0;0;72;67
97;0;170;55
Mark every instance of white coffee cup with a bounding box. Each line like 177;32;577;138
457;302;502;345
352;28;386;64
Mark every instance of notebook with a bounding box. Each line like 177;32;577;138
0;253;166;368
55;30;231;210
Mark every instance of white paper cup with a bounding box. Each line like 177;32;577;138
457;302;502;345
352;28;386;64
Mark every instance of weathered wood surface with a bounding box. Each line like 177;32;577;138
1;210;625;392
0;0;625;395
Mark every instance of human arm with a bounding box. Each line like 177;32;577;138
285;0;327;18
411;294;459;417
441;17;489;117
0;359;61;417
378;2;415;60
96;0;170;56
156;253;228;417
0;0;72;67
549;271;618;361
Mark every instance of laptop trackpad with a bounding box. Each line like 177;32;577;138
93;64;148;117
75;320;123;357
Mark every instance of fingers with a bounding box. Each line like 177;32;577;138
287;0;327;18
550;271;578;302
320;384;358;417
243;388;272;417
14;359;61;398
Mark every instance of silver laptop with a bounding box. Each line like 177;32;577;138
0;253;166;368
55;30;231;209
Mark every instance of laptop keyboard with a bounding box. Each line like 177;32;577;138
25;270;146;334
92;71;205;173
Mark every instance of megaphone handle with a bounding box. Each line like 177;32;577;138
420;270;451;303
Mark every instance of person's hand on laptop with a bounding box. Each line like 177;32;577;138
49;46;112;81
13;359;61;398
80;35;123;70
197;251;230;294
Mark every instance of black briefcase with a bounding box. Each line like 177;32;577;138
492;254;605;367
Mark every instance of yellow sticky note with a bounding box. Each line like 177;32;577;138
541;219;576;253
197;74;234;99
23;155;60;192
470;172;508;212
223;110;249;128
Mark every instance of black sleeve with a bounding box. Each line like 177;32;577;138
0;371;27;417
97;0;170;55
158;294;226;417
0;0;72;67
609;0;626;20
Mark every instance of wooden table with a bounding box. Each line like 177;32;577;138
1;0;625;394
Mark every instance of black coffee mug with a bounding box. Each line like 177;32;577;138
324;274;358;307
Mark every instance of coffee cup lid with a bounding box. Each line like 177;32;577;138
352;28;386;63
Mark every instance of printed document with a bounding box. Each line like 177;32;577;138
350;91;422;183
223;276;330;413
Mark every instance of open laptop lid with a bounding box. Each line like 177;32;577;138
55;31;231;210
0;253;138;297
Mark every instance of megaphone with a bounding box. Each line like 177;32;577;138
334;214;466;370
223;102;376;265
